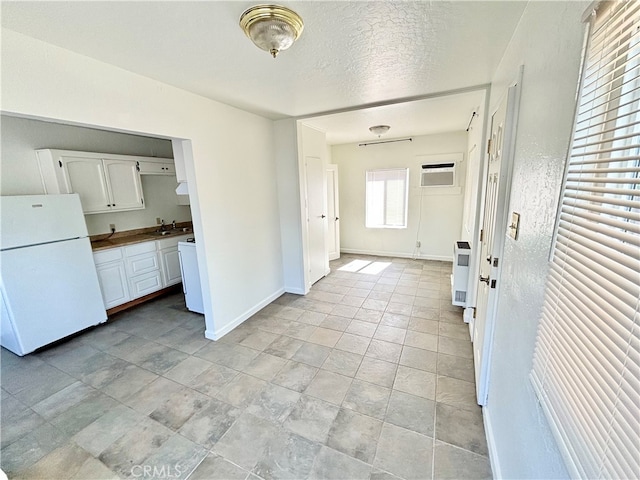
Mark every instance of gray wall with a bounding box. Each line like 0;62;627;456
485;2;588;478
1;115;191;234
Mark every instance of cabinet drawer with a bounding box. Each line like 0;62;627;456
129;270;163;299
93;248;124;265
124;241;156;257
126;251;160;277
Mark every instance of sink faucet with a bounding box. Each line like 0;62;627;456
160;219;166;231
172;220;176;230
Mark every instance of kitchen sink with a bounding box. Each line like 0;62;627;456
149;228;192;236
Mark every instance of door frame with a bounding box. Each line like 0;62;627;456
326;164;340;261
474;67;523;405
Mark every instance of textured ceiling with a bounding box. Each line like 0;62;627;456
303;88;486;144
1;1;526;121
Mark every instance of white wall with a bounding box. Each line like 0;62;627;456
85;176;190;235
0;115;191;235
274;118;305;294
483;2;588;478
333;132;467;261
1;29;283;340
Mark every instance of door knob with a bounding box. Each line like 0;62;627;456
335;217;339;221
479;275;490;284
321;214;326;218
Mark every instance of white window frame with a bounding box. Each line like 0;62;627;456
365;168;409;229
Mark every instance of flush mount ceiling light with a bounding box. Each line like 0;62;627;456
239;4;304;58
369;125;391;137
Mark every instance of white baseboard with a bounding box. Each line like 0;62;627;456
205;287;285;340
284;285;307;295
340;248;453;262
483;405;501;479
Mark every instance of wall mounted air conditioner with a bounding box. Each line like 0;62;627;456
421;162;455;187
451;241;471;306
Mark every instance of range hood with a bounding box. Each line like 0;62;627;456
175;182;189;195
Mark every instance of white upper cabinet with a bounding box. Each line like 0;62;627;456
36;149;155;214
137;158;176;175
103;159;144;211
61;155;111;213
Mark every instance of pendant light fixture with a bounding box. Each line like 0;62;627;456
240;4;304;58
369;125;391;137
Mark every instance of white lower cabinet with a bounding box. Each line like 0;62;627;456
160;248;183;286
93;249;130;309
157;234;192;287
93;234;192;310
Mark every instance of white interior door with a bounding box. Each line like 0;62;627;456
326;164;340;261
474;84;519;405
306;156;328;284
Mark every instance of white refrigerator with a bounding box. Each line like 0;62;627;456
0;194;107;355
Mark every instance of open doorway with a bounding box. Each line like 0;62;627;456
296;87;489;331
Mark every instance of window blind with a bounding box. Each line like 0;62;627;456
365;168;409;228
530;2;640;479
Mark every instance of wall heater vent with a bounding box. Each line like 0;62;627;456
451;241;471;307
454;290;467;303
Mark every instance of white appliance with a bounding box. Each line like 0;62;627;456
178;240;204;314
421;162;456;187
0;194;107;355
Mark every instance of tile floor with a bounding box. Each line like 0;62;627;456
1;254;492;479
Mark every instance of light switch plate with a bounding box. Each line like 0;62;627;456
508;212;520;240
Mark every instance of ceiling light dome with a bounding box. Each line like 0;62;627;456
240;4;304;58
369;125;391;137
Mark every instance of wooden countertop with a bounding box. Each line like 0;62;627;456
90;223;193;251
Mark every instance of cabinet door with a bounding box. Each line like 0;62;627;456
62;156;111;213
103;159;145;211
95;261;130;309
160;248;183;286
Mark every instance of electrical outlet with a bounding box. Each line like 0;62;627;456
416;241;421;248
156;217;162;225
109;223;116;232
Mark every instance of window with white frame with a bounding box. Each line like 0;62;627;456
365;168;409;228
530;2;640;479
